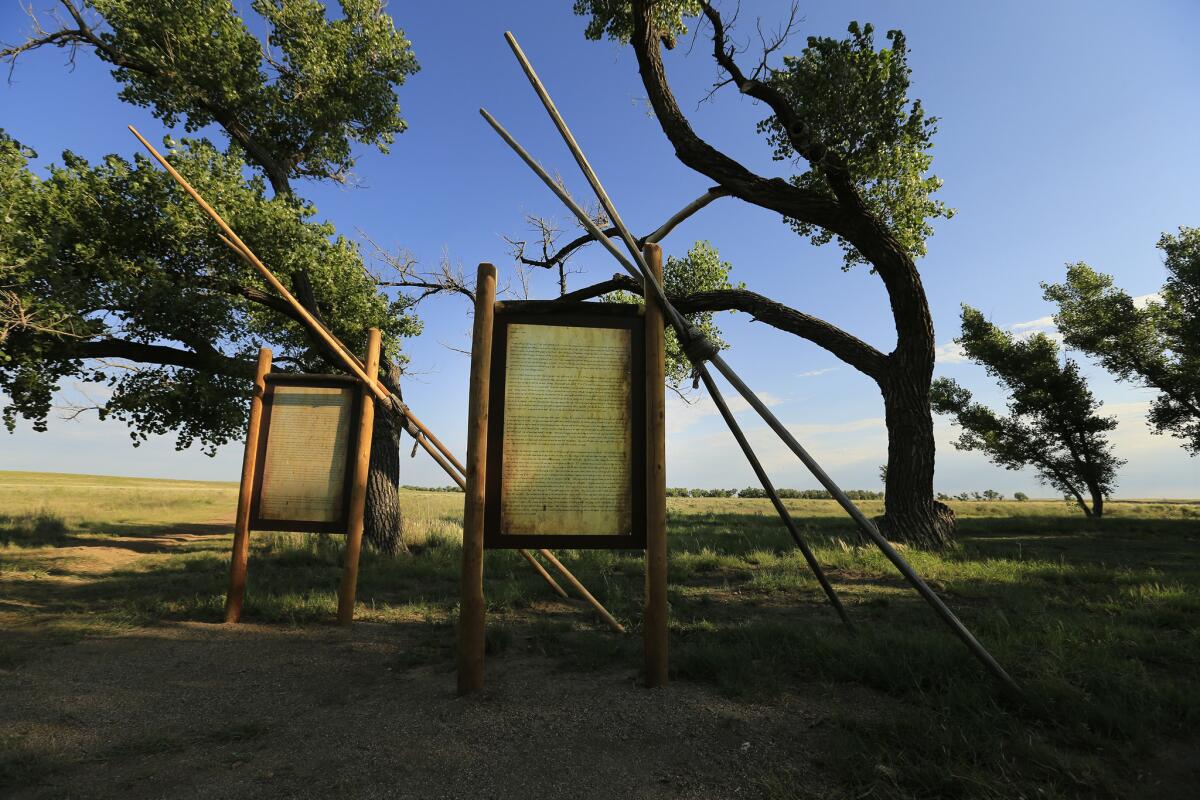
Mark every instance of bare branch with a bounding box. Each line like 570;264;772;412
0;266;87;344
516;186;729;273
361;234;475;304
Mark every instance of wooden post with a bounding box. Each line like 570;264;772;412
338;328;381;625
225;348;272;624
643;243;669;687
458;263;496;695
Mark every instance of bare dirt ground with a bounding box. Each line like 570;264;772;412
2;528;882;799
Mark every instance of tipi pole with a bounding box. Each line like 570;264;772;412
130;127;608;622
486;34;1021;695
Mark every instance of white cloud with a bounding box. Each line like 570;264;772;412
1132;293;1162;309
1009;315;1055;332
797;367;837;378
935;340;967;364
664;389;783;435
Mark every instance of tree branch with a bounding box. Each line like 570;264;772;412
68;337;255;379
627;0;845;232
697;1;861;209
561;274;888;380
517;186;730;270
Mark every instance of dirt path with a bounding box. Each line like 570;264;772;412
1;529;871;799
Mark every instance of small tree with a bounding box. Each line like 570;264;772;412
1042;227;1200;454
931;306;1123;518
1013;492;1028;502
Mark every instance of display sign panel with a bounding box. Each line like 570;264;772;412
249;374;360;532
485;302;646;549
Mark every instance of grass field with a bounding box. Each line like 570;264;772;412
2;470;1198;798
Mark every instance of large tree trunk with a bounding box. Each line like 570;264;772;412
874;359;956;549
363;411;405;554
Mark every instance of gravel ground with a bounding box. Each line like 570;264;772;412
2;619;877;799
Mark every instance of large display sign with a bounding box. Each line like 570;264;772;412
484;303;646;549
249;374;361;533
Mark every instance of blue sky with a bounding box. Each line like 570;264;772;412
2;1;1198;497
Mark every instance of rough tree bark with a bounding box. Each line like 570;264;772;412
365;410;405;553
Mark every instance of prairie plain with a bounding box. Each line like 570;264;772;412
1;470;1198;799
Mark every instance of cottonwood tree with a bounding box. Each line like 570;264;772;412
1;0;420;551
930;307;1122;518
1042;227;1200;455
561;1;956;546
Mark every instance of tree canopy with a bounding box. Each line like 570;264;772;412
0;132;417;454
602;240;737;386
931;307;1123;518
2;0;421;551
1042;228;1200;455
4;0;419;194
759;22;952;268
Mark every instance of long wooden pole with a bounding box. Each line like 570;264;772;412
221;234;587;611
225;347;272;624
643;243;668;686
338;328;381;625
458;263;496;695
538;550;626;634
520;550;568;598
215;232;474;478
128;126;386;405
130;125;618;636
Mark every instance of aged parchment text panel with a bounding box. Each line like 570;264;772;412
501;323;631;535
259;385;354;523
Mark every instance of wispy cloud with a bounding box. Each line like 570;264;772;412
665;390;783;435
797;367;837;378
1010;315;1055;332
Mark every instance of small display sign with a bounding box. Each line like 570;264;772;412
249;374;361;533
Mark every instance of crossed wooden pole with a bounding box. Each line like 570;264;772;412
128;126;623;634
483;32;1021;696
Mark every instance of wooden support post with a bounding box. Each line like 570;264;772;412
338;328;381;626
225;348;272;624
643;243;669;687
458;263;496;695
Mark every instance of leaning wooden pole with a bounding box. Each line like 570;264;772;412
458;263;496;695
337;328;381;625
130;125;621;638
128;126;385;403
643;243;669;687
225;347;272;624
538;550;625;634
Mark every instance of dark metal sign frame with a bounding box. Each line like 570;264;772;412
484;301;647;550
248;373;362;534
